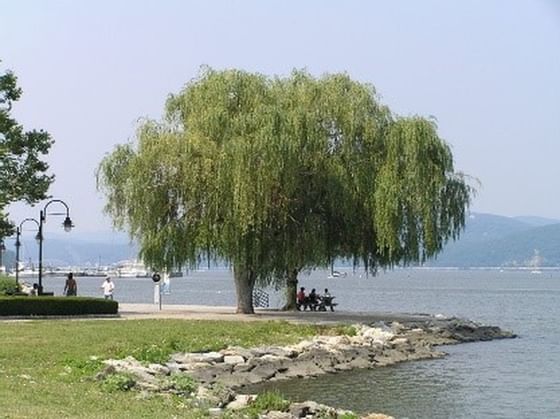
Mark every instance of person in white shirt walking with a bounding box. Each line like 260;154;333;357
101;276;115;300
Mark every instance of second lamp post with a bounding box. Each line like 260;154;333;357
37;199;74;295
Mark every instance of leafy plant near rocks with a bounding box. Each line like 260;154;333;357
64;356;104;378
101;372;136;393
240;391;291;419
168;373;198;395
253;391;291;411
109;320;326;365
119;338;182;364
327;324;357;337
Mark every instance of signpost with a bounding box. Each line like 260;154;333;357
152;273;161;310
152;272;171;310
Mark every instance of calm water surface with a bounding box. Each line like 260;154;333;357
40;269;560;418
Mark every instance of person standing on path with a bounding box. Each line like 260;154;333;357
101;276;115;300
64;273;77;296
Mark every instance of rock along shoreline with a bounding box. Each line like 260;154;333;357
100;314;515;418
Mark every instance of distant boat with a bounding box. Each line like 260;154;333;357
328;270;347;279
17;269;38;278
116;260;150;278
82;266;119;277
529;249;544;275
10;261;38;278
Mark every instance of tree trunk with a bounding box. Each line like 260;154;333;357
282;268;299;311
233;264;255;314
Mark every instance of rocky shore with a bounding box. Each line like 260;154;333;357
99;315;515;418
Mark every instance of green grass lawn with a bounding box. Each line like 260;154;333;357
0;319;335;418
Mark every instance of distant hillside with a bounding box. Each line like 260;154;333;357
427;213;560;267
3;213;560;268
513;215;560;227
456;213;534;241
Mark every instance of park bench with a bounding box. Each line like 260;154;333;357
297;295;337;312
317;296;337;312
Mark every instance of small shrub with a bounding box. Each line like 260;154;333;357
314;324;357;337
129;344;169;364
338;413;359;419
101;373;136;392
122;338;182;364
0;296;118;316
0;277;19;295
168;373;198;394
252;391;290;411
243;391;290;418
64;357;104;377
334;325;358;337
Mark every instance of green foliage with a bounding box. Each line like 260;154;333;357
338;413;360;419
108;320;323;364
101;373;136;392
0;296;118;316
252;391;290;411
64;356;104;378
0;319;328;418
167;373;198;394
0;62;54;237
121;338;181;363
97;67;473;312
327;324;357;337
0;276;19;295
242;391;290;418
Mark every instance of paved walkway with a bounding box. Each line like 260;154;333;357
119;303;434;325
0;303;437;324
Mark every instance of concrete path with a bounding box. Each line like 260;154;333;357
119;303;435;325
0;303;439;324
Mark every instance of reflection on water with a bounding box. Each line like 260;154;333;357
244;336;560;419
243;358;464;418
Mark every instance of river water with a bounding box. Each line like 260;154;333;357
39;269;559;418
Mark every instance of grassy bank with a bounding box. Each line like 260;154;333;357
0;319;341;418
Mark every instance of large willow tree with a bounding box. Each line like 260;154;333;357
97;68;473;313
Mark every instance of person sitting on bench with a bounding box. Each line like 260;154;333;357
308;288;319;311
296;287;307;311
318;288;337;311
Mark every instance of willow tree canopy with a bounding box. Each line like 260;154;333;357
97;68;473;313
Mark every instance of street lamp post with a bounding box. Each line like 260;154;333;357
37;199;73;295
14;218;41;286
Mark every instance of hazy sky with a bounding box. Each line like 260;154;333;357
2;0;559;232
